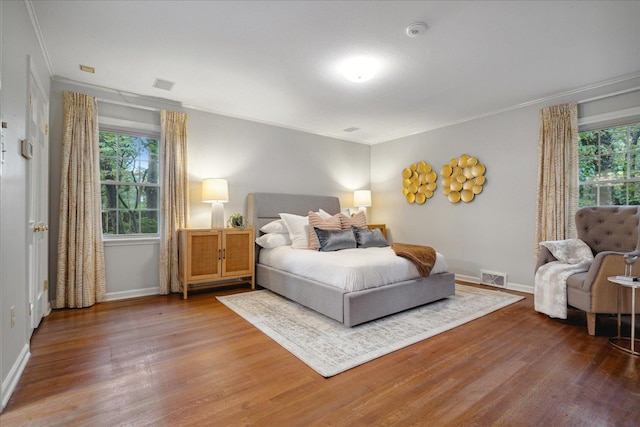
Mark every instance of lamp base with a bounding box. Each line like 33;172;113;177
211;203;225;228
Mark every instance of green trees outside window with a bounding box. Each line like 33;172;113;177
578;123;640;207
99;131;160;235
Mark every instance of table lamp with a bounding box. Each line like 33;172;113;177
354;190;371;218
202;178;228;228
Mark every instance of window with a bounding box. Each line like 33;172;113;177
99;130;160;236
578;122;640;207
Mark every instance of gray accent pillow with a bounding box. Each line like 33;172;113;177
352;226;389;248
314;227;357;252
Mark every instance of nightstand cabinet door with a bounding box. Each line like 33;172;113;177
222;228;254;277
183;230;222;281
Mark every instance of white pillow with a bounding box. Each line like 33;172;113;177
341;208;353;217
279;213;310;249
255;233;291;248
319;208;351;218
540;239;594;265
260;219;287;234
318;209;332;219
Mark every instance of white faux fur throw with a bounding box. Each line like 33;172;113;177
534;239;594;319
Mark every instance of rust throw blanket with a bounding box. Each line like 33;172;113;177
391;243;437;277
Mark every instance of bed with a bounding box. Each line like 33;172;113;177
247;192;456;326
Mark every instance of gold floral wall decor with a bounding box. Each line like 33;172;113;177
440;154;486;203
402;161;437;204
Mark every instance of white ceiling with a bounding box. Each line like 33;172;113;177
31;0;640;144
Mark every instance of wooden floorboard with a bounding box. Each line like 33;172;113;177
1;284;639;426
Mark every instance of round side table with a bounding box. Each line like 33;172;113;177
607;276;640;356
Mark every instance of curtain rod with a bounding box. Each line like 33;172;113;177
578;85;640;105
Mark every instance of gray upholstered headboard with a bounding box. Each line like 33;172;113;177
247;192;341;232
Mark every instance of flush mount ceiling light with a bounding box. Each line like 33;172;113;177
341;57;379;83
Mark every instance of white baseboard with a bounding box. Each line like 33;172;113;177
104;286;159;301
505;281;534;294
455;274;533;294
2;344;30;411
44;301;52;317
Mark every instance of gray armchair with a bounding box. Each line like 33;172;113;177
535;206;640;335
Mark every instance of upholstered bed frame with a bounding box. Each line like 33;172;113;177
247;192;456;326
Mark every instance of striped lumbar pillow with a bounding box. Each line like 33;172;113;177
339;211;366;230
308;211;342;250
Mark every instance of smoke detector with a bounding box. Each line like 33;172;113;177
406;22;427;38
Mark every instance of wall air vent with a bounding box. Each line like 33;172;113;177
480;270;508;288
153;78;175;91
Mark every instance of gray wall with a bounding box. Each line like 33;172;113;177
186;108;371;228
0;0;51;409
372;106;538;290
370;77;640;291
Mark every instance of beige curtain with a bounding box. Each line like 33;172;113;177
535;103;579;250
56;91;106;308
159;110;189;294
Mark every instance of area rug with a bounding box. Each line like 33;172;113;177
217;284;523;377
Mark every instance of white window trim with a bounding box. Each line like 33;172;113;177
579;106;640;131
99;116;161;134
103;236;160;247
99;122;161;238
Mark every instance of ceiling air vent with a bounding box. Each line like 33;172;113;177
153;78;175;91
480;270;507;288
343;127;360;133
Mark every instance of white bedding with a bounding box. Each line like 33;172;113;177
259;246;448;292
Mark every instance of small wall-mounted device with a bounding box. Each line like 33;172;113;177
406;22;428;38
21;139;33;159
1;122;6;164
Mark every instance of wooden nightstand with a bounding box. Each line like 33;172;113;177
367;224;387;239
178;228;255;299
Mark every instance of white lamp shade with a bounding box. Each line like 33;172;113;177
354;190;372;207
202;178;229;203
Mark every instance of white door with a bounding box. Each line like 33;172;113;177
26;57;49;334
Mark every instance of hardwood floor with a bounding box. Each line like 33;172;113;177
1;284;639;427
